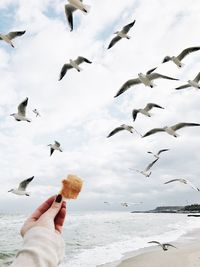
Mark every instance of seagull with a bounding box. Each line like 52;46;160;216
115;68;178;97
48;141;63;156
147;149;169;159
107;124;141;138
59;56;92;80
108;20;136;49
8;176;34;196
121;202;143;207
164;179;200;191
130;158;159;178
143;123;200;138
65;0;90;31
10;97;31;122
175;72;200;90
162;46;200;67
33;109;41;117
148;241;177;251
0;31;26;48
132;103;164;121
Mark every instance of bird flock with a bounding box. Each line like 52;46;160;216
2;1;200;206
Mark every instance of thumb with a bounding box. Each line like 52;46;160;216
45;194;63;218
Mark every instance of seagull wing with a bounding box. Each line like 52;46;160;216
75;56;92;65
143;128;165;137
177;46;200;61
132;109;139;121
114;78;141;98
157;149;169;155
146;67;157;75
18;97;28;116
144;103;164;111
164;179;182;185
148;72;178;81
193;72;200;82
164;244;177;249
107;36;121;49
55;141;61;147
175;84;190;90
65;4;76;31
6;31;26;40
107;126;125;137
50;148;54;156
148;241;162;246
186;180;200;191
145;158;159;171
171;122;200;131
18;176;34;191
122;20;136;33
59;64;73;81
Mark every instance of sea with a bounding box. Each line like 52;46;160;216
0;211;200;267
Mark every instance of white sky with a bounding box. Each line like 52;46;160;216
0;0;200;213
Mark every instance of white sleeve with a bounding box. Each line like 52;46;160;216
11;226;65;267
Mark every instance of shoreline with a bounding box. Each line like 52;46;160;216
100;226;200;267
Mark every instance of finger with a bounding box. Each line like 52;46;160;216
44;194;63;218
30;196;56;221
55;205;66;233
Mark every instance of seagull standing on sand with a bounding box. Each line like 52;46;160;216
108;20;136;49
143;123;200;138
148;241;177;251
65;0;90;31
0;31;26;48
107;124;141;138
59;56;92;80
8;176;34;196
48;141;63;156
164;179;200;191
10;97;31;122
130;158;159;178
132;103;164;121
147;149;169;159
175;72;200;90
33;109;41;117
162;46;200;67
115;68;178;97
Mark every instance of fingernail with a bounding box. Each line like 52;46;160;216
55;194;62;203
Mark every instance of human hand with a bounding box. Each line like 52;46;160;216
21;194;66;237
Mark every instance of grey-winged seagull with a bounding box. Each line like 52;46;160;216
0;31;26;48
162;46;200;67
164;178;200;191
33;109;41;117
108;20;136;49
59;56;92;80
115;68;178;97
132;103;164;121
10;97;31;122
130;158;159;178
65;0;90;31
147;149;169;159
143;123;200;138
121;202;143;207
175;72;200;90
8;176;34;196
148;241;177;251
48;141;63;156
107;124;141;138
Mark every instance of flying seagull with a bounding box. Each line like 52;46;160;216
59;56;92;80
164;179;200;191
107;124;141;138
115;68;178;97
147;149;169;159
132;103;164;121
0;31;26;48
8;176;34;196
10;97;31;122
65;0;90;31
108;20;136;49
143;123;200;138
162;46;200;67
148;241;177;251
121;202;143;207
130;158;159;178
175;72;200;90
48;141;63;156
33;109;41;117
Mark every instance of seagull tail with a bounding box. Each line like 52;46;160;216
82;4;91;14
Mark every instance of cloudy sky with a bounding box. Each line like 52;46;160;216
0;0;200;213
